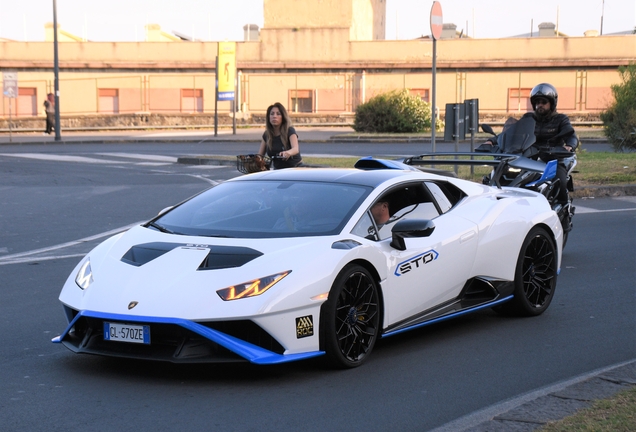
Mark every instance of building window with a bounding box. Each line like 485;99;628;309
289;90;313;113
181;88;203;113
99;89;119;114
508;88;533;112
409;89;430;103
18;87;37;117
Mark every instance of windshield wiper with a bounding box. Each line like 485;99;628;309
147;222;174;234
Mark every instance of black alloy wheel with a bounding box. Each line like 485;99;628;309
320;264;381;368
496;227;557;316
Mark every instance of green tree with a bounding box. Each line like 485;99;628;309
600;63;636;152
353;89;434;133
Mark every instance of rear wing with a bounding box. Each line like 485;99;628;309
399;152;549;188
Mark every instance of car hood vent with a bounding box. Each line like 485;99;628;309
121;242;181;266
197;246;263;271
121;242;263;269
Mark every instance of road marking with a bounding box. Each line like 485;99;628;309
1;253;87;265
94;152;178;163
183;175;220;185
135;162;172;166
575;205;636;214
0;222;143;266
0;152;178;166
0;153;123;164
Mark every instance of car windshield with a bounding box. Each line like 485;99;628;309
152;180;371;238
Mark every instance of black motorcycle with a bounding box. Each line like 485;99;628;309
402;116;577;248
478;116;577;247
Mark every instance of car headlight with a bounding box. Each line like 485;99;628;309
75;259;94;290
216;271;290;301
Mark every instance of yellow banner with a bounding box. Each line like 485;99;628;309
217;42;236;100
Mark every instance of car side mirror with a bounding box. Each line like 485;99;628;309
390;219;435;251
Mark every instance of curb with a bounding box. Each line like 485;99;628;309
432;359;636;432
573;184;636;198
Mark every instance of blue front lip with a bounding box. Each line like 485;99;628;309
52;310;324;365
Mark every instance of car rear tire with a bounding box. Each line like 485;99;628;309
320;264;380;368
496;227;557;317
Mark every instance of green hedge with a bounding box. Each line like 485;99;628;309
600;63;636;152
354;89;435;133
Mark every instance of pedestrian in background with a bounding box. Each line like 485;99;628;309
43;93;55;135
258;102;303;169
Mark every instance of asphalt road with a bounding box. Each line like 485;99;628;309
1;146;634;431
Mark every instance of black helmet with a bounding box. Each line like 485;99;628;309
530;83;558;111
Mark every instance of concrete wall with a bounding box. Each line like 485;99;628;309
0;33;633;119
2;35;632;68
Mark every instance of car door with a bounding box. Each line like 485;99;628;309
379;182;479;325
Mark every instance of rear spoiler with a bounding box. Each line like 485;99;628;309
354;152;552;189
401;152;546;173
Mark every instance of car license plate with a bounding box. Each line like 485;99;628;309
103;322;150;344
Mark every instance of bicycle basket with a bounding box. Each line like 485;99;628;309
236;154;271;174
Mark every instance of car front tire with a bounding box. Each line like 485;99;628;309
320;264;381;368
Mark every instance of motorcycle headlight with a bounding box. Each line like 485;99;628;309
216;271;290;301
75;259;94;290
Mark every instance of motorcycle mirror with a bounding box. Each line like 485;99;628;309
481;124;495;135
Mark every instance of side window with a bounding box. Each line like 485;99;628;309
354;183;442;241
425;181;465;213
351;212;376;240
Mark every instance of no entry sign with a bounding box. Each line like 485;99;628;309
430;2;443;40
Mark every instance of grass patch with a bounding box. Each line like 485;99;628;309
540;386;636;432
575;151;636;184
337;127;608;140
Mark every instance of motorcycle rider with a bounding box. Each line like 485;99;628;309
485;83;578;205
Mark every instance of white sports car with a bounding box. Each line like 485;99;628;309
53;158;563;368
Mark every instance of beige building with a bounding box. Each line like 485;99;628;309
1;0;634;122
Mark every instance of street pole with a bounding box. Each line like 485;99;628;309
431;38;437;153
214;56;218;137
429;2;442;153
8;97;12;143
53;0;61;141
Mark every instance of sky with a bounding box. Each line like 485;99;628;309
0;0;633;42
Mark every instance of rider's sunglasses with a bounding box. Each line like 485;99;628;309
534;98;550;106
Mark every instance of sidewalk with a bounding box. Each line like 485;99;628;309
0;126;355;145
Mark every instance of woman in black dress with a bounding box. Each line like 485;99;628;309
258;102;303;169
